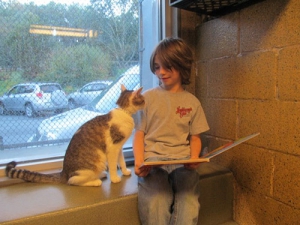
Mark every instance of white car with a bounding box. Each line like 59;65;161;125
67;80;112;109
28;65;140;145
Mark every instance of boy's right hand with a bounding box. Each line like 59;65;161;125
135;163;152;177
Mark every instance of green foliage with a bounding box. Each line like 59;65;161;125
39;44;113;90
0;71;23;95
0;0;139;92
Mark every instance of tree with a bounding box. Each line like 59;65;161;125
90;0;139;71
41;44;112;89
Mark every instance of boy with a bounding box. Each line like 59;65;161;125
133;37;209;225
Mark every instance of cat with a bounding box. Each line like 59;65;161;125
5;84;145;187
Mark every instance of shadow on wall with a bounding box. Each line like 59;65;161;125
240;0;290;51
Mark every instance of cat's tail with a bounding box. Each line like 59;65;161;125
5;161;63;183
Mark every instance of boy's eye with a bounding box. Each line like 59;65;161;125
154;66;160;71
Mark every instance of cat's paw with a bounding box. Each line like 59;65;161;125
68;178;102;187
122;168;131;176
110;175;121;183
83;179;102;187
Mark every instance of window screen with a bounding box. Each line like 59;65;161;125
0;0;139;163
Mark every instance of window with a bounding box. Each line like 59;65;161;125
0;0;168;175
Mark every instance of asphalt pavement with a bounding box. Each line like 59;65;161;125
0;114;45;146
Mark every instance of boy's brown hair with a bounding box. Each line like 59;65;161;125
150;37;193;85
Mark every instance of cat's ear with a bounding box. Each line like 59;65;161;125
134;87;143;96
121;84;127;92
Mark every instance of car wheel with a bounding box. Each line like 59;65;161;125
68;99;76;110
25;103;35;117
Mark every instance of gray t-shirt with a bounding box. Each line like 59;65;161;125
136;86;209;160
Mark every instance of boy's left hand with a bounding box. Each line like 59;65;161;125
184;162;201;170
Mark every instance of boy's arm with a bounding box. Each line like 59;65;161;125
190;134;202;158
133;130;151;177
185;134;202;170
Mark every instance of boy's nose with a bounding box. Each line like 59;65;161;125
157;67;166;75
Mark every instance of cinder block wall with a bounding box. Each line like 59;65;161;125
187;0;300;224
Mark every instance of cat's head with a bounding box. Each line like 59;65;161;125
116;85;145;114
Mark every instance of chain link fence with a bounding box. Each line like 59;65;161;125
0;0;139;150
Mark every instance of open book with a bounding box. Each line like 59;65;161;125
140;132;260;168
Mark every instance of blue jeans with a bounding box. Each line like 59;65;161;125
138;163;201;225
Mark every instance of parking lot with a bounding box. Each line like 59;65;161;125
0;114;45;146
0;114;69;165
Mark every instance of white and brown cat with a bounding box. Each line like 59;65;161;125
5;85;144;187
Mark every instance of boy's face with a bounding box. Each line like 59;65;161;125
154;56;182;92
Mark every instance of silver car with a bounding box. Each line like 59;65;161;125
67;80;112;109
0;83;68;117
28;65;140;145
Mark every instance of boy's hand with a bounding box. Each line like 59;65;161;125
135;163;152;177
184;162;201;170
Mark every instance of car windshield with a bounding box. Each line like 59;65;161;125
85;66;139;114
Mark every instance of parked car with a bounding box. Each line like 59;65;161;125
67;80;112;110
28;65;140;144
0;83;68;117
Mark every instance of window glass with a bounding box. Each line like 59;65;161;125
0;0;163;169
0;1;164;173
82;85;92;92
0;0;144;165
8;86;20;95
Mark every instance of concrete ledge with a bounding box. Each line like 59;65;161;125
0;163;234;225
1;167;140;225
198;163;234;225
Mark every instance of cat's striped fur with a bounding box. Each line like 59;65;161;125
6;85;144;186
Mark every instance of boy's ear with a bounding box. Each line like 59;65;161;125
121;84;127;92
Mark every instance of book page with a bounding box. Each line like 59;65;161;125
140;158;210;168
202;132;260;159
139;133;260;168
